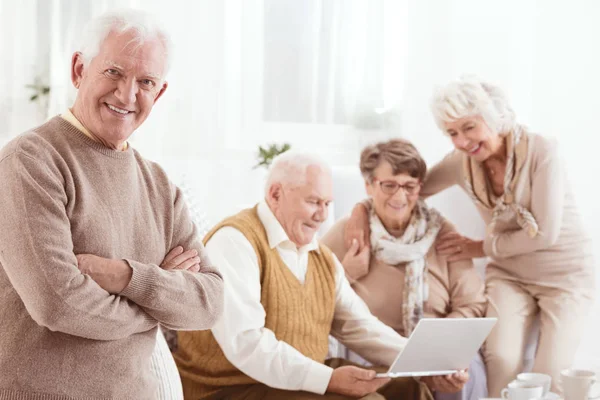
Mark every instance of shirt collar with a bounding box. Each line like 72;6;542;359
61;108;128;151
257;200;320;253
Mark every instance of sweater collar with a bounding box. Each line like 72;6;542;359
61;108;129;151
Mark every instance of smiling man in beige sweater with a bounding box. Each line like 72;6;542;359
0;9;223;400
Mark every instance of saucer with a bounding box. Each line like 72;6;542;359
543;392;561;400
479;392;561;400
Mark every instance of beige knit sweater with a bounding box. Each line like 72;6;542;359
422;132;595;290
0;117;224;399
321;216;487;337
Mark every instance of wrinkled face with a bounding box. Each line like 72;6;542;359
71;29;168;148
268;165;333;247
444;115;503;162
366;161;421;228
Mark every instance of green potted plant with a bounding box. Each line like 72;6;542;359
253;143;291;169
26;75;51;120
26;77;51;102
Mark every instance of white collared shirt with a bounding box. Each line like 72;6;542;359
206;201;407;394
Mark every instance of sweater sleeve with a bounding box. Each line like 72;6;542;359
421;150;464;199
330;256;407;367
437;221;487;319
0;151;157;340
120;184;224;331
483;138;565;258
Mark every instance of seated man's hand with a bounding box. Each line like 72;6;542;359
327;366;390;397
160;246;201;272
421;370;469;393
76;254;132;294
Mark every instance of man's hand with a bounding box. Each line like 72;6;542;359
327;366;390;397
421;371;469;393
76;254;132;294
344;202;370;250
341;239;370;281
160;246;201;272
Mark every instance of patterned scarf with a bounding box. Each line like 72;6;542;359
463;125;539;238
369;199;442;336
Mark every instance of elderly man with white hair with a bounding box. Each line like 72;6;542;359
174;151;433;400
0;9;223;400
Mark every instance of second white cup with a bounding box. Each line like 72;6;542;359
501;380;544;400
561;369;600;400
517;372;552;396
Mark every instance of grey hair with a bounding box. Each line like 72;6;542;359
264;150;332;195
430;75;517;136
77;8;173;76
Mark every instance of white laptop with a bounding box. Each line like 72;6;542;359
376;318;497;378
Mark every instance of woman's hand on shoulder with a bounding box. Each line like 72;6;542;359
341;239;370;281
436;231;484;262
344;202;370;250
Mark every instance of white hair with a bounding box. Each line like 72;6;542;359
77;8;173;76
430;75;517;135
264;150;332;195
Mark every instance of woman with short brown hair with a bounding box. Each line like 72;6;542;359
322;139;488;400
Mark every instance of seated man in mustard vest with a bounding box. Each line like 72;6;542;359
175;151;457;399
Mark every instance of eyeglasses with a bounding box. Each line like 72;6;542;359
372;178;421;196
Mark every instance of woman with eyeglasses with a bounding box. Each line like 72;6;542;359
321;139;488;400
343;76;595;397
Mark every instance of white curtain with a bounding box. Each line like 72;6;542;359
0;0;44;144
261;0;400;125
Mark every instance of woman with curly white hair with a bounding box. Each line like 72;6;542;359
344;76;595;396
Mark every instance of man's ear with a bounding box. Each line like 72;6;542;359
153;81;168;104
71;52;86;89
267;183;283;204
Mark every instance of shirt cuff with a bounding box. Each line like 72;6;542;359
301;362;334;394
345;271;357;285
482;235;497;258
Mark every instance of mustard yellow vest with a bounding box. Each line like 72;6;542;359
174;206;337;399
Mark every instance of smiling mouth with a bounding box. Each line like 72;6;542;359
387;203;406;211
466;143;482;155
105;103;133;115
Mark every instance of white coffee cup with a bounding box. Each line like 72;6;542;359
561;369;600;400
501;380;544;400
517;372;552;396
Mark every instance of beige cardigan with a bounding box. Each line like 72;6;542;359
321;216;487;337
422;132;595;291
